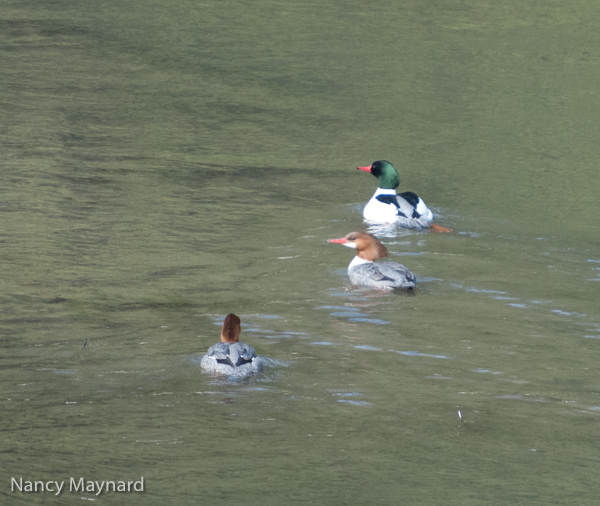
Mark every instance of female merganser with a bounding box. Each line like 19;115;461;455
358;160;451;232
200;313;262;377
328;231;416;290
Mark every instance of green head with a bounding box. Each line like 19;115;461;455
357;160;399;189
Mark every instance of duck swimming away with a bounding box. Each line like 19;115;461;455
328;231;417;290
200;313;263;377
358;160;452;232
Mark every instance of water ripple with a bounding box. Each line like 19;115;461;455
348;317;390;324
330;311;368;318
391;350;450;359
551;309;586;317
337;400;372;406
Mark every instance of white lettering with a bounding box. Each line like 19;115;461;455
13;477;143;494
70;477;84;492
55;481;65;495
95;481;105;496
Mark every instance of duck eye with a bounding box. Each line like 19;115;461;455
349;236;355;240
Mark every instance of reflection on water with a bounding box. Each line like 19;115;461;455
2;0;600;504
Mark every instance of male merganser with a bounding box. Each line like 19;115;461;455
200;313;262;377
358;160;451;232
328;231;416;290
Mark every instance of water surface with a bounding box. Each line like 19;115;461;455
1;1;600;504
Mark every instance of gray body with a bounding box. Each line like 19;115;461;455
348;259;416;290
200;342;263;377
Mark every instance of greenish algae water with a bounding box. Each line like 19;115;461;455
1;1;600;504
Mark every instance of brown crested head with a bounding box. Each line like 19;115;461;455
328;231;388;261
221;313;241;343
350;232;388;261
